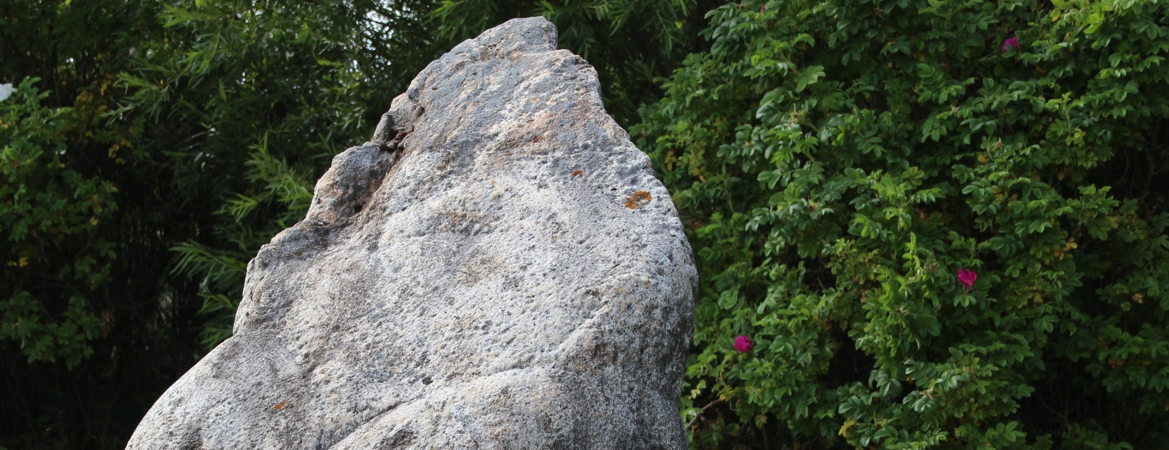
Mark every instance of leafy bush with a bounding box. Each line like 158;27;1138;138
0;2;221;446
636;0;1169;447
2;1;438;446
0;79;114;369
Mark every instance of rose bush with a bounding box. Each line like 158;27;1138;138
636;0;1169;447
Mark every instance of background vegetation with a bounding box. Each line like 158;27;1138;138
2;0;1166;448
637;0;1169;447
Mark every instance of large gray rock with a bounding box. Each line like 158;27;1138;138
129;17;696;449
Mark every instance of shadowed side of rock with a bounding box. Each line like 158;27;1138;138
128;17;696;449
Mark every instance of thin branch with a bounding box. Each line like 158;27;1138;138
685;398;725;428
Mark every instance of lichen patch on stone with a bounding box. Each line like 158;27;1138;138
624;191;652;209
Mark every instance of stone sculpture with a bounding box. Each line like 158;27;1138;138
128;16;696;449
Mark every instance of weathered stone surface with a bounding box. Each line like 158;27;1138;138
128;17;696;449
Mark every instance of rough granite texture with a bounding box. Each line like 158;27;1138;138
128;17;696;449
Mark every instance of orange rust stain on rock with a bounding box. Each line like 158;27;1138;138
273;402;287;411
532;135;542;143
571;169;583;179
624;191;652;209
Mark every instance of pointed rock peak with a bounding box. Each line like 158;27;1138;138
129;17;696;449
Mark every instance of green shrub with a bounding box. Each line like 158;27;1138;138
0;79;114;369
636;0;1169;447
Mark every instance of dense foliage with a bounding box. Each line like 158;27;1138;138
1;79;114;369
0;0;437;447
636;0;1169;447
0;2;211;447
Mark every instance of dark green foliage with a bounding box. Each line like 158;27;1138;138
0;0;439;447
637;0;1169;447
0;79;113;369
0;2;210;448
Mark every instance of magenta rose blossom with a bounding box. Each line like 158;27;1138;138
1001;37;1020;54
734;335;752;353
957;269;977;288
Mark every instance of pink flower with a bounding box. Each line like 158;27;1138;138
734;335;752;353
1001;37;1020;54
957;269;977;288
